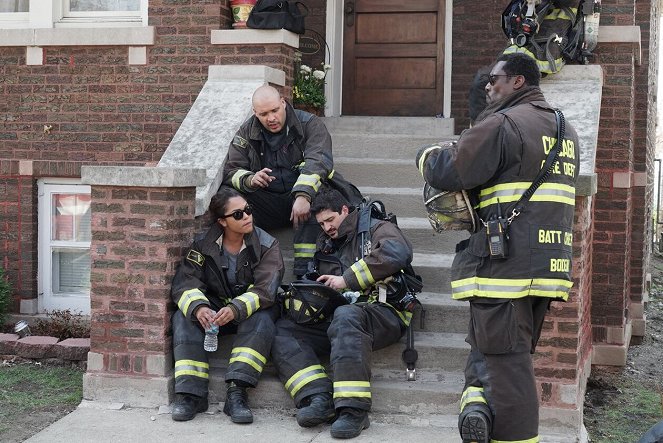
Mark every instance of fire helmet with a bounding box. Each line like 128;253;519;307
283;280;348;325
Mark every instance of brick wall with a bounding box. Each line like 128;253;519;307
87;184;196;376
0;0;296;308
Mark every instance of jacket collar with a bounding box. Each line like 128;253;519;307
199;223;259;266
475;86;547;123
335;207;359;241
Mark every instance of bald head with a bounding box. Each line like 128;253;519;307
252;85;287;133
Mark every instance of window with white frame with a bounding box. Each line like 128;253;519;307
0;0;147;28
38;181;91;315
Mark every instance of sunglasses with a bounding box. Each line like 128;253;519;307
222;204;253;221
488;74;514;86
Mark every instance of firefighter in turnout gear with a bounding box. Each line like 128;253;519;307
271;188;414;439
170;187;284;424
221;85;361;277
416;53;579;443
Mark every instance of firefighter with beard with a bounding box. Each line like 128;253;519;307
416;53;579;443
271;188;415;439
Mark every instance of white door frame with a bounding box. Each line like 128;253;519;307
324;0;453;117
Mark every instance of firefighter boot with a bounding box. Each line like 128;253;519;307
171;393;208;421
330;408;370;439
459;404;492;443
223;382;253;424
296;393;336;427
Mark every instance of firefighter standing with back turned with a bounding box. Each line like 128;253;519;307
416;53;579;443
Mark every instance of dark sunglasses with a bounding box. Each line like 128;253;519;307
222;204;253;220
488;74;513;86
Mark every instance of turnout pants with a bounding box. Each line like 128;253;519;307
172;306;277;398
271;303;404;411
460;297;551;443
243;188;321;276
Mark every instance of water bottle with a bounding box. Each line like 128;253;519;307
203;314;219;352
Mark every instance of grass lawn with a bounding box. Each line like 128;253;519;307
0;360;84;442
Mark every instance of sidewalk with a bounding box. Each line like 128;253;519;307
25;401;462;443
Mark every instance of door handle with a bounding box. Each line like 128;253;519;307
345;1;355;27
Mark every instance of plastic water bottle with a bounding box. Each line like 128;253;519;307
203;316;219;352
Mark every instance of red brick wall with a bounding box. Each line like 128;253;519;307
87;184;196;375
0;0;296;307
451;0;506;130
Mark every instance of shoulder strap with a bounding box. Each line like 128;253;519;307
508;108;565;223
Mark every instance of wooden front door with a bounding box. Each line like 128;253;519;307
342;0;446;116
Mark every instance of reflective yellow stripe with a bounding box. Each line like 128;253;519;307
492;437;539;443
231;169;253;190
543;7;577;21
327;169;335;179
460;386;487;412
503;45;565;74
350;259;375;290
284;365;328;397
418;145;442;175
178;289;208;317
451;277;572;300
229;346;267;373
174;359;209;379
333;381;371;399
478;182;575;208
294;242;316;258
294;173;322;192
236;291;260;317
387;303;413;327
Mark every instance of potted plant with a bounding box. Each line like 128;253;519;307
230;0;257;28
292;55;331;116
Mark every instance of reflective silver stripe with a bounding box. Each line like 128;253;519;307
293;242;316;258
418;145;442;175
294;173;322;192
460;386;486;412
451;277;572;301
231;169;252;190
229;347;267;373
350;259;375;290
478;182;575;208
284;365;328;397
174;359;209;379
333;381;371;399
177;289;208;317
236;291;260;317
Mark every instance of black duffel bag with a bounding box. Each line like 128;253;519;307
246;0;308;35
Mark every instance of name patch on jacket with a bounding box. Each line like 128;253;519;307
233;135;249;149
531;225;573;251
186;250;205;266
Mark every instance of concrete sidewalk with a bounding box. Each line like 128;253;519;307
25;401;462;443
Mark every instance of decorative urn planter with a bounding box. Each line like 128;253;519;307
230;0;257;29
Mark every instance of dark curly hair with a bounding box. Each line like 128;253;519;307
496;53;541;87
310;188;349;215
209;186;244;220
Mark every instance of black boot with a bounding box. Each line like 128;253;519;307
330;408;369;439
296;393;336;428
223;381;253;424
171;393;208;421
459;405;491;443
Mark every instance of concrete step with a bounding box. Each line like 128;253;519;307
322;116;455;138
358;186;428;219
334;156;425;188
330;134;455;160
206;366;464;416
412;292;469;335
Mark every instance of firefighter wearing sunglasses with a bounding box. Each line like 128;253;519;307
416;53;579;443
170;187;284;425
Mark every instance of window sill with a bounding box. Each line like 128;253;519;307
210;28;299;48
0;25;154;47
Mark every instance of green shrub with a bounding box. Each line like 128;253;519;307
0;266;12;327
32;309;90;340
